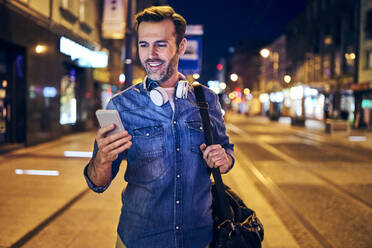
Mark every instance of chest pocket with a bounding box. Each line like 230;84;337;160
126;125;165;183
131;125;164;156
186;121;205;153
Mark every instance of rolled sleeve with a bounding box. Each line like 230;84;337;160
83;140;122;193
83;164;111;193
225;149;235;173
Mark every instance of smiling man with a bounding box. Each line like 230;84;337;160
84;6;234;248
138;19;182;86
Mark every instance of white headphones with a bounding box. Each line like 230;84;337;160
144;76;189;106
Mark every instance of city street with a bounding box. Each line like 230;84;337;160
0;113;371;248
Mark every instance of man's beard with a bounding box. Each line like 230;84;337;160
143;52;178;83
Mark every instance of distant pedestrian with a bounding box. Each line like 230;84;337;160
83;6;234;248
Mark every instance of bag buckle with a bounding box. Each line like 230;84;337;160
218;219;235;240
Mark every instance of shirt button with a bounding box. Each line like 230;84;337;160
173;121;177;125
146;133;150;136
176;148;180;152
175;226;180;230
176;174;181;178
176;200;180;204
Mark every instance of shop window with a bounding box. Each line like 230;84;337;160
60;75;77;125
366;10;372;39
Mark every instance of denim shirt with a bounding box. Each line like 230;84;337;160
84;82;234;248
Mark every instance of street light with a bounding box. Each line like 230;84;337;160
193;73;200;80
243;88;250;95
260;48;270;58
284;75;291;84
220;82;227;90
35;44;47;54
230;73;238;82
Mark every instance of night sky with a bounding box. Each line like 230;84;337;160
168;0;306;81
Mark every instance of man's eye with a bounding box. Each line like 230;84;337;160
139;43;148;48
157;43;167;47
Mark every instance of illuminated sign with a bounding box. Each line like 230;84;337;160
185;25;203;35
270;92;284;103
290;86;304;99
59;36;108;68
179;26;203;75
207;80;221;94
43;87;57;98
362;99;372;108
102;0;126;39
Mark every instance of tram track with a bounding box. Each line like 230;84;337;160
227;123;372;247
293;130;372;161
235;146;333;248
257;141;372;211
228;123;372;211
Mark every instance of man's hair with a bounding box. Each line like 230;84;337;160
135;6;187;46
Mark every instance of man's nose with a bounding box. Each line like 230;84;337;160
148;45;158;59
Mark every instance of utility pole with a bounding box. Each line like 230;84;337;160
354;0;361;85
123;0;133;89
353;0;362;128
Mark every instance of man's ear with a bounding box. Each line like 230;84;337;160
178;38;187;56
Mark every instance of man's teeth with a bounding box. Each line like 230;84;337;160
149;62;162;67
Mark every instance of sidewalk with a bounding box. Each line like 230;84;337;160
301;119;372;151
22;168;125;248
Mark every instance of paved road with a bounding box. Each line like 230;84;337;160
226;113;372;248
0;113;371;247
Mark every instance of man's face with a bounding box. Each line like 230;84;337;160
138;19;184;84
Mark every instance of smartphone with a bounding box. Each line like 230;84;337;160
95;109;125;136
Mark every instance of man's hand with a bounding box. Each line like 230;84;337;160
95;124;132;166
200;144;232;174
87;124;132;186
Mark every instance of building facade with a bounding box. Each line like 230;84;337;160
286;0;358;122
256;0;370;125
0;0;118;148
0;0;171;149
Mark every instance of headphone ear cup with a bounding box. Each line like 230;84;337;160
176;80;189;99
150;87;169;106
